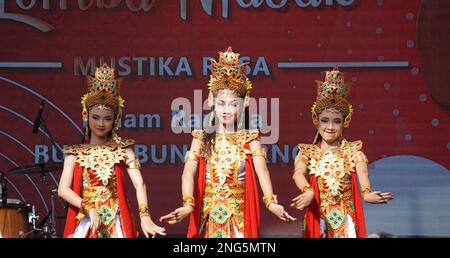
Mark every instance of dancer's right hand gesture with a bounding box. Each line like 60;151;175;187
159;206;194;224
290;191;314;210
89;208;101;235
268;203;297;222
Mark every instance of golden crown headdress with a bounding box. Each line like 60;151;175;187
311;67;353;127
80;63;125;141
207;47;252;106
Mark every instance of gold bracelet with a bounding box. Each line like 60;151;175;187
138;203;150;218
80;198;94;215
126;158;141;170
182;194;195;209
184;151;199;163
361;186;372;195
262;194;278;209
251;148;267;158
302;184;313;193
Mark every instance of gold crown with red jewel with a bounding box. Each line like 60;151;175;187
208;47;252;98
81;63;124;123
311;67;353;127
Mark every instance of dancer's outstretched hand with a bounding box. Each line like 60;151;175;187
268;203;297;222
290;191;314;210
159;206;194;224
363;191;394;204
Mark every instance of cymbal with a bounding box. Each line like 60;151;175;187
9;163;63;175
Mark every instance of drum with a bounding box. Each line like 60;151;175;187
0;199;31;238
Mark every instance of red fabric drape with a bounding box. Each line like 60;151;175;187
63;163;137;238
63;163;83;237
186;158;206;238
303;174;321;238
115;163;137;238
187;144;260;238
243;145;261;238
351;172;367;238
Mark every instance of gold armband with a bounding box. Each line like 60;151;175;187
138;203;150;218
184;151;199;163
361;186;372;195
126;158;141;170
251;148;267;158
296;154;309;164
182;194;195;208
262;194;278;209
302;184;313;193
354;152;369;165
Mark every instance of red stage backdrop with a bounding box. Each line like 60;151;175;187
0;0;449;237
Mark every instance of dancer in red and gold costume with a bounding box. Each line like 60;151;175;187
58;64;166;238
291;67;394;238
160;47;296;238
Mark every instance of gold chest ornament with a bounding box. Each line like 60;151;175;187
314;148;347;197
299;139;363;197
63;139;134;186
210;133;245;185
193;130;259;200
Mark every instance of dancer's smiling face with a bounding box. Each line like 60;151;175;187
317;108;344;144
88;105;114;139
214;89;244;130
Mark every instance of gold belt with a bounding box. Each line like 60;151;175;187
82;186;117;203
320;188;352;206
205;183;245;200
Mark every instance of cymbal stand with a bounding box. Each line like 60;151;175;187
46;189;58;237
28;204;40;231
39;117;64;158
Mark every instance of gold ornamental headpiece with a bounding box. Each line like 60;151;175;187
80;63;126;143
208;47;252;100
81;63;124;122
311;67;353;127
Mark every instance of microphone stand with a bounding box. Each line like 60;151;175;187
48;189;58;238
31;102;66;237
39;118;64;159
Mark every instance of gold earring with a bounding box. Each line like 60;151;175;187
238;112;244;130
312;111;319;126
313;131;320;144
209;111;214;127
84;126;89;143
208;91;214;108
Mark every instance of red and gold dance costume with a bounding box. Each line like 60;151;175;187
299;67;368;238
186;48;269;238
62;64;137;238
191;130;260;238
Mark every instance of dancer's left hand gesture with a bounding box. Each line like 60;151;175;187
363;191;394;204
268;203;297;222
140;216;167;238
